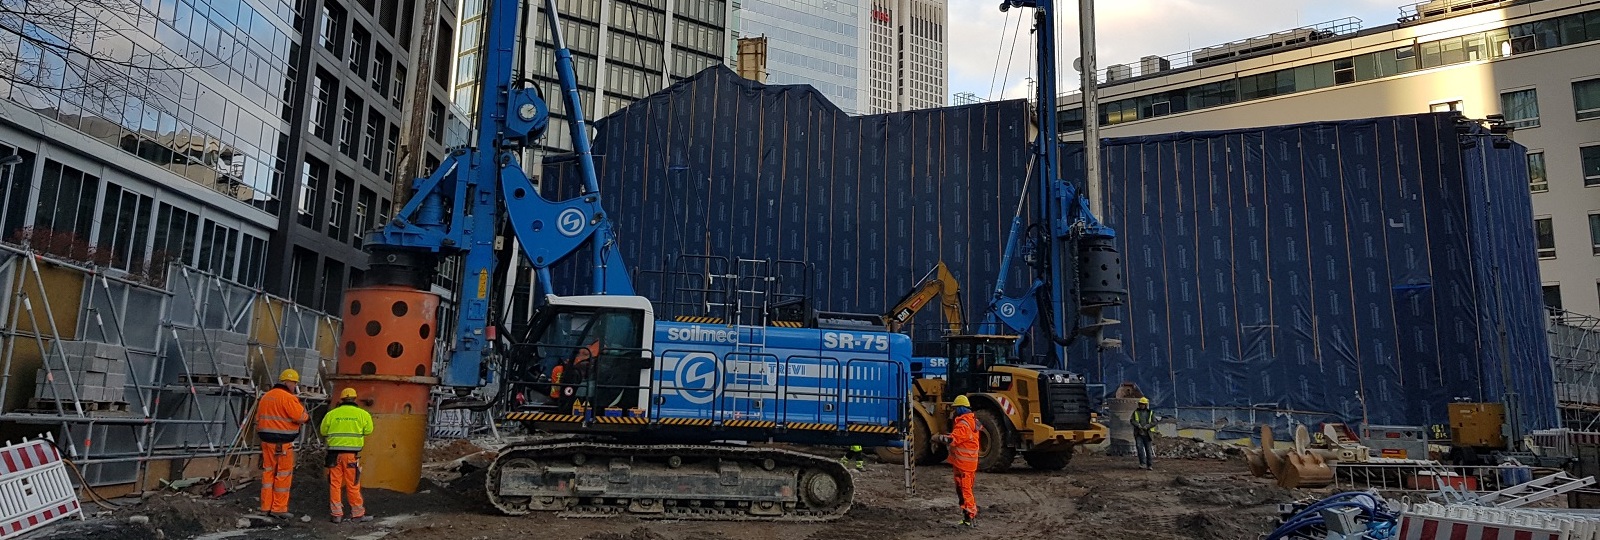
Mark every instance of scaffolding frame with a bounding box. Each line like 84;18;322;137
1551;308;1600;430
0;244;341;490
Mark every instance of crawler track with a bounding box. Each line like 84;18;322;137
486;440;854;521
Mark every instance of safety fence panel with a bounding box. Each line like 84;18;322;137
0;435;81;539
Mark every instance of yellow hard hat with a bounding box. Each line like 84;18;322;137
340;388;357;400
279;369;300;383
952;395;971;407
1138;397;1150;404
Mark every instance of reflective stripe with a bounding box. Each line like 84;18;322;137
327;446;363;451
260;415;298;424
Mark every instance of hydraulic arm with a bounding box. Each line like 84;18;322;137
883;262;964;334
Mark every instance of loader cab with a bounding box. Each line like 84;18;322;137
943;335;1020;400
525;295;656;411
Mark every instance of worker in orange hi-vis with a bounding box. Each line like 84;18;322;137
256;369;310;519
936;395;981;527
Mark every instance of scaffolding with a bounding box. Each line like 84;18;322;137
0;245;341;493
1550;308;1600;430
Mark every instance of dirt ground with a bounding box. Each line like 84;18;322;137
32;438;1306;540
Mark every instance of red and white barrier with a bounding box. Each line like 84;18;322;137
1398;516;1560;540
1397;501;1600;540
0;434;81;539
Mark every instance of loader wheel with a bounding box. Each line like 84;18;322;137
1023;451;1071;471
974;409;1015;472
874;414;944;465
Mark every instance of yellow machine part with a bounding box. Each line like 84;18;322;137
1448;402;1505;449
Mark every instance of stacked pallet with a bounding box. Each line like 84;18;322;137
173;328;250;384
33;341;129;410
279;347;325;393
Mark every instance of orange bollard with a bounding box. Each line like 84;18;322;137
329;286;439;493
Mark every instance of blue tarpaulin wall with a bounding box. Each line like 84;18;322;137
543;66;1556;432
1065;113;1557;432
542;66;1034;341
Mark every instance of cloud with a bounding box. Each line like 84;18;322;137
947;0;1401;102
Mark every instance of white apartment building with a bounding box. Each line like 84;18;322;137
1056;0;1600;316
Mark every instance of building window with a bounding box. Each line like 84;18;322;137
434;19;454;89
1429;100;1463;113
312;71;336;142
1500;89;1540;128
384;125;399;182
299;158;328;229
239;234;268;287
1576;78;1600;121
1544;284;1562;312
32;160;101;258
197;221;240;280
339;91;362;158
1536;217;1556;259
363;110;383;172
1590;212;1600;256
96;183;154;272
355;187;375;247
1583;145;1600;187
428;99;445;143
329;174;350;241
320;3;346;57
1528;152;1548;193
152;204;199;268
373;46;392;94
349;25;370;78
392;66;407;108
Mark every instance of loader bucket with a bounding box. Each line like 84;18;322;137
1276;451;1335;489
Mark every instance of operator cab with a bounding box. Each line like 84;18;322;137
942;335;1021;400
514;295;655;412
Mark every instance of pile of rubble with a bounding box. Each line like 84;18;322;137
1154;436;1243;460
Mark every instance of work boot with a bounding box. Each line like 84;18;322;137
270;512;294;520
330;516;344;524
351;516;374;523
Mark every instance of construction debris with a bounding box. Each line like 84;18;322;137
1154;436;1242;460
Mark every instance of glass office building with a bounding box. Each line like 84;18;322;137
739;0;865;114
0;0;297;285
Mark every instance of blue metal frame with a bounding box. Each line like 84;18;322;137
364;0;633;388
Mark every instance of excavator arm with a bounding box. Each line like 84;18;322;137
883;262;963;334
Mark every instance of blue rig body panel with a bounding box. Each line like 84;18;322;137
507;322;912;447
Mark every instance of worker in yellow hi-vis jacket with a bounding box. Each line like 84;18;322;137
321;388;374;523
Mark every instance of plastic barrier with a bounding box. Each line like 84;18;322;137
1398;501;1600;540
0;434;81;539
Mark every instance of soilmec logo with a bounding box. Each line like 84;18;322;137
673;353;720;404
557;208;586;237
999;301;1017;318
665;325;739;343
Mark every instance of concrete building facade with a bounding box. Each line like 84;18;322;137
451;0;735;153
1055;0;1600;317
867;0;946;113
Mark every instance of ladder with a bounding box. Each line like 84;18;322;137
1473;471;1596;508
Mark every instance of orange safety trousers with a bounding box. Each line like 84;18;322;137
259;442;295;513
328;452;365;518
954;469;977;520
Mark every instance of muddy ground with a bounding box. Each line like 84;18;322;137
31;438;1307;540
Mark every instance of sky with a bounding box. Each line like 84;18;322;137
945;0;1410;102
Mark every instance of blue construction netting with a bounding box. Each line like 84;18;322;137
1064;114;1557;433
542;66;1556;434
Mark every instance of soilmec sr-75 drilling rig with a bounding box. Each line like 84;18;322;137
332;0;910;521
892;0;1129;473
